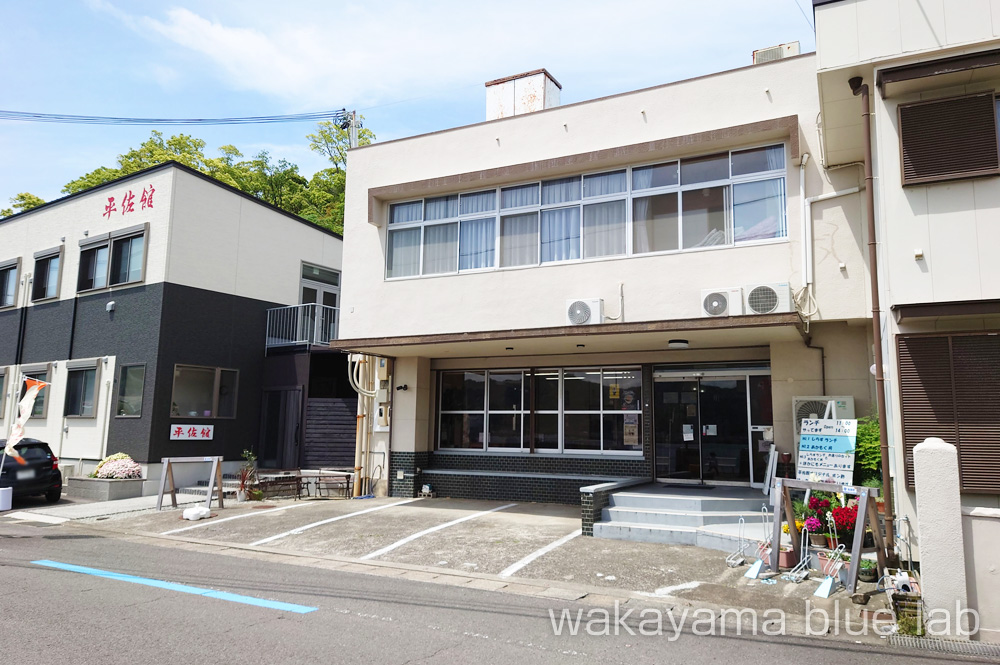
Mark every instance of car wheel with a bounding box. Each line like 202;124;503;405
45;489;62;503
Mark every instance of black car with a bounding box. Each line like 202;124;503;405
0;439;62;503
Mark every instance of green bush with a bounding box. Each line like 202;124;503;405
853;416;882;485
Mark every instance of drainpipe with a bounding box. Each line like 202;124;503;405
849;76;896;559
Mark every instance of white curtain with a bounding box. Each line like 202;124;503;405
541;207;580;262
423;223;459;274
387;227;422;278
500;213;538;267
459;217;495;270
460;190;496;216
632;166;654;191
765;145;784;171
632;196;652;253
541;177;581;205
425;195;458;220
583;170;626;198
501;184;539;209
1;268;15;306
583;200;625;258
390;201;423;224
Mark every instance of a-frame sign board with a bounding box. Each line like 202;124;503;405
156;456;225;511
770;477;887;594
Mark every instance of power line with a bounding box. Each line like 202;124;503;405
791;0;814;31
0;109;350;126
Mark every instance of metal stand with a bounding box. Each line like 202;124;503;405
770;477;887;593
156;456;224;510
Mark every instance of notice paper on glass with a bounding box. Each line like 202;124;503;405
682;424;694;441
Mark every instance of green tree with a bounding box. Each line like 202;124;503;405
62;131;214;194
307;116;375;173
0;192;46;218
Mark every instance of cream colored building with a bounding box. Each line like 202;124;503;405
337;59;875;502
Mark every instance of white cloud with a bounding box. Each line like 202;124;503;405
89;1;816;110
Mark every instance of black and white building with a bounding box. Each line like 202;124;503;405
0;162;351;488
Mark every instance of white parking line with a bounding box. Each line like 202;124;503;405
250;499;419;546
160;501;318;535
498;529;582;578
359;503;516;561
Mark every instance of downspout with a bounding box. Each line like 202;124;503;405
850;76;896;559
14;273;31;366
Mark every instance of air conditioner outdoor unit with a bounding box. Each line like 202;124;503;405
744;282;794;315
792;395;856;441
752;41;800;65
700;288;743;317
566;298;603;325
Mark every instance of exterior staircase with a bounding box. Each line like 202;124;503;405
593;485;778;552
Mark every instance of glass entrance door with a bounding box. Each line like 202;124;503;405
653;369;770;485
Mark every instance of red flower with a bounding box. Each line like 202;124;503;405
831;504;858;534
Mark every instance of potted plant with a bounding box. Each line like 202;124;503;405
831;504;858;547
237;466;253;502
858;558;879;583
804;516;826;547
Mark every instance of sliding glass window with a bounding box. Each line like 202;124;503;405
386;144;787;279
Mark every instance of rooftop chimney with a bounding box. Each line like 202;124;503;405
485;69;561;120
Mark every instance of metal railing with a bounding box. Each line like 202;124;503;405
266;303;339;348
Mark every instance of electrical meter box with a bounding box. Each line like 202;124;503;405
376;357;392;381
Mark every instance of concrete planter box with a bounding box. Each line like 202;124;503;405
67;476;145;502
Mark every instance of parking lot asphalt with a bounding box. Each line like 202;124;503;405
7;494;888;620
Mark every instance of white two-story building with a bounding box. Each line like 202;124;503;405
336;57;875;505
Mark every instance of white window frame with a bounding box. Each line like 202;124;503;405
385;143;788;281
0;258;20;310
64;359;101;419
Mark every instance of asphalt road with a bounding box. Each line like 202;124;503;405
0;520;981;665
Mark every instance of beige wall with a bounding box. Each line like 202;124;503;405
816;0;1000;72
963;507;1000;643
342;54;870;340
166;169;343;306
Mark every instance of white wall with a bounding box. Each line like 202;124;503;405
2;356;117;462
0;169;174;306
816;0;1000;71
342;55;870;340
166;169;343;306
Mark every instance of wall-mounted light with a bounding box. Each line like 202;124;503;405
914;248;924;260
576;344;585;348
395;384;408;391
668;339;690;349
505;347;514;351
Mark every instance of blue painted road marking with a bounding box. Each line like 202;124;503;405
32;560;318;614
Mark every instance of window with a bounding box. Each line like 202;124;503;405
65;366;98;418
0;260;18;308
19;367;50;418
898;93;1000;186
385;144;788;279
0;368;6;414
116;365;145;417
170;365;238;419
437;367;642;454
32;250;61;301
76;226;146;292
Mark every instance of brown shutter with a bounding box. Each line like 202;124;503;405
952;335;1000;492
897;336;956;489
899;92;1000;185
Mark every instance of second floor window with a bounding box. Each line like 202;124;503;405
78;227;146;292
386;144;787;280
32;251;61;301
0;261;17;308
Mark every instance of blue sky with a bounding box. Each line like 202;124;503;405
0;1;816;206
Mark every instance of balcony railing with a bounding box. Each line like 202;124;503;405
266;303;339;349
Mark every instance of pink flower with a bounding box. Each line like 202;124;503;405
804;516;823;533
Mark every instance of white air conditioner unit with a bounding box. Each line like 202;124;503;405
700;288;743;317
566;298;603;325
744;282;794;315
752;41;800;65
792;395;856;441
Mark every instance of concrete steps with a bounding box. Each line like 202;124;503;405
594;486;780;552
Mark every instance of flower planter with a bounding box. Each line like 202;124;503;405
859;568;879;583
67;476;145;502
765;548;797;569
237;490;248;502
809;533;827;548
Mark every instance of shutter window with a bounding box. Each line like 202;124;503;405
898;333;1000;493
899;93;1000;186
